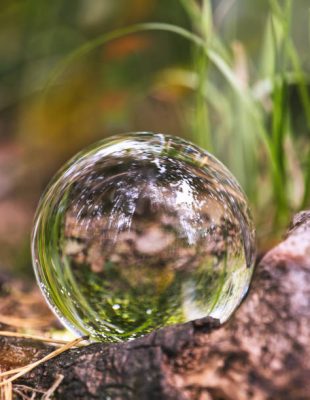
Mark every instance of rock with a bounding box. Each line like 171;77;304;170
1;211;310;399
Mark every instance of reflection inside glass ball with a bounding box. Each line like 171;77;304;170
32;133;255;342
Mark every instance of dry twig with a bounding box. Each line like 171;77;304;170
13;384;45;400
42;374;64;400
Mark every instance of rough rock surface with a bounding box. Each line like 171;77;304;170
1;211;310;400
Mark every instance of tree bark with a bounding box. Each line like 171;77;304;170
1;211;310;400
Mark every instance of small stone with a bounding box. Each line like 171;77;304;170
135;226;175;255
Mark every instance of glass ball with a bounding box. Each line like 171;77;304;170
32;133;256;342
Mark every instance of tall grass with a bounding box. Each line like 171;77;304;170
182;0;310;235
49;0;310;238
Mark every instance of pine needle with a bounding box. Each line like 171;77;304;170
0;369;12;400
4;382;12;400
0;331;76;345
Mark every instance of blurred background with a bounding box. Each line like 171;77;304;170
0;0;310;277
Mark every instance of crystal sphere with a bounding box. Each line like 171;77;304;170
32;133;255;342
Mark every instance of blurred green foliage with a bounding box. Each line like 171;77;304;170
0;0;310;274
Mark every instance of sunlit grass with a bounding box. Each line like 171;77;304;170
183;0;310;234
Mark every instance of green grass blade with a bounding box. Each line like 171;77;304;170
46;22;248;101
192;47;212;150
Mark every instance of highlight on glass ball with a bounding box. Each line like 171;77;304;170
32;132;256;342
